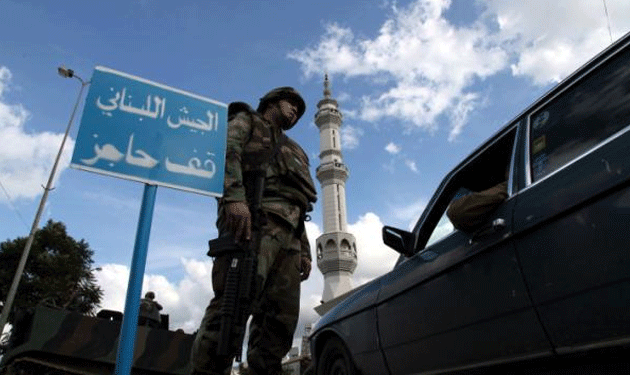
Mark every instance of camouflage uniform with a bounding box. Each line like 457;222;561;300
191;90;316;375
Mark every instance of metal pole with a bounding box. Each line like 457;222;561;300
114;183;157;375
0;72;88;333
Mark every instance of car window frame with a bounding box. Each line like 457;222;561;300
412;124;520;254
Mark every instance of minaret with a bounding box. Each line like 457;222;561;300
315;75;357;303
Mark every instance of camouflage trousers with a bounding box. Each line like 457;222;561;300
191;215;302;375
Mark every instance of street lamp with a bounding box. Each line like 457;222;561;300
0;66;90;333
58;66;75;79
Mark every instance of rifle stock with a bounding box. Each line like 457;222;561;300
213;170;265;361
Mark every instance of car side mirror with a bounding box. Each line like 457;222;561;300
382;226;414;257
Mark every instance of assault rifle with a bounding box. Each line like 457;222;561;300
207;170;265;362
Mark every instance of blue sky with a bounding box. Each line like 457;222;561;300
1;0;629;348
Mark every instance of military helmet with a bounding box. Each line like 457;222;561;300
256;86;306;122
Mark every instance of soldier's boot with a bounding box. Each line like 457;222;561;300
247;351;283;375
190;335;233;375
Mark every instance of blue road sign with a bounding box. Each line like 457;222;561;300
71;66;227;197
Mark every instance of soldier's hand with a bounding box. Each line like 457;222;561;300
225;201;251;243
300;257;311;281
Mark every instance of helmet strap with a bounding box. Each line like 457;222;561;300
262;101;294;130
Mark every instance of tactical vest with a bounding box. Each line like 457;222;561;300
228;102;317;214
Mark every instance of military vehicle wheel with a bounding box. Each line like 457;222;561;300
316;338;357;375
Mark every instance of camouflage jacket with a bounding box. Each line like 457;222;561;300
220;103;317;260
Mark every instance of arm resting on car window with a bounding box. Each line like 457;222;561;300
447;181;508;232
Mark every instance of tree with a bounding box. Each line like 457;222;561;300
0;220;103;323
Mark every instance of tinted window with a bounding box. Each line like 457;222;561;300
529;47;630;182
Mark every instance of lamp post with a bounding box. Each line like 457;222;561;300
0;66;89;333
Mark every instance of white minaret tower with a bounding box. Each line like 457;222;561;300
315;75;357;303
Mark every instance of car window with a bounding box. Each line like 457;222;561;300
425;186;472;245
529;46;630;183
426;212;455;246
417;127;517;250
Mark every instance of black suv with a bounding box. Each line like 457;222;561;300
309;31;630;375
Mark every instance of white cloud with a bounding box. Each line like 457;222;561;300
96;259;214;333
0;67;12;96
290;0;630;140
482;0;630;85
340;108;358;119
288;24;371;78
340;124;363;150
385;142;401;154
383;143;421;175
289;0;507;140
348;212;399;286
336;91;351;102
0;66;75;203
389;197;428;230
405;159;418;174
96;264;132;313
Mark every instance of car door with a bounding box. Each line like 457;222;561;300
513;40;630;354
376;127;552;374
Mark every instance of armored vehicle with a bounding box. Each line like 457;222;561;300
0;304;194;374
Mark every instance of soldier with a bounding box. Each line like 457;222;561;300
191;87;317;375
138;291;163;328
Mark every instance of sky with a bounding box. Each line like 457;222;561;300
1;0;630;352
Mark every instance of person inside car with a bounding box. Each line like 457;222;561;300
446;180;508;233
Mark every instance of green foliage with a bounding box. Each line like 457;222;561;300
0;220;103;323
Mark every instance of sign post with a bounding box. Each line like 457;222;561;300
70;66;227;374
115;183;156;374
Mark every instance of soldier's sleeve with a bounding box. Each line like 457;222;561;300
222;112;252;203
446;181;508;232
299;228;312;261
